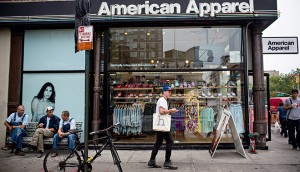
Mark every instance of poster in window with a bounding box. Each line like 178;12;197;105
22;73;85;140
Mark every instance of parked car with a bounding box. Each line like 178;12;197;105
269;97;289;125
270;97;289;114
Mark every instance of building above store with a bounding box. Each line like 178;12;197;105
0;0;278;29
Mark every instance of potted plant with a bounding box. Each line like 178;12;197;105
248;132;260;154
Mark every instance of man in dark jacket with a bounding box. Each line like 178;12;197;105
29;106;60;158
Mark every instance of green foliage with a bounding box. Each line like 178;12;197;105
269;68;300;97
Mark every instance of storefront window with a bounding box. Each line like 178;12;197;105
108;26;245;144
109;70;245;143
109;27;242;70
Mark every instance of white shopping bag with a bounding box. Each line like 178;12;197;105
152;113;171;132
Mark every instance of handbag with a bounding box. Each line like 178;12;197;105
152;112;171;132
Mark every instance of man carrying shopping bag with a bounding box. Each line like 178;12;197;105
148;86;179;170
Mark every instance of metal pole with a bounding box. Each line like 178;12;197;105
84;50;90;172
252;22;267;147
92;31;101;139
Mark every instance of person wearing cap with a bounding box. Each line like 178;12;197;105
29;106;60;158
148;86;179;170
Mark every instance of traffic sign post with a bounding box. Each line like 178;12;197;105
77;25;93;51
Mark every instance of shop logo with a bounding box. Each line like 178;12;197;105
97;0;254;17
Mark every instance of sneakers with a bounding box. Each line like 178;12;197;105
164;160;178;170
148;159;161;168
22;146;34;153
15;150;25;156
37;151;43;158
51;151;57;157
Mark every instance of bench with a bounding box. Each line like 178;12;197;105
7;122;83;146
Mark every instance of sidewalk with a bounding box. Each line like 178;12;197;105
0;127;299;172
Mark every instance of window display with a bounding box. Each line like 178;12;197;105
108;26;245;144
109;71;244;143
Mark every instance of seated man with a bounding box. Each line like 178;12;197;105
4;105;28;156
29;106;60;158
51;110;76;157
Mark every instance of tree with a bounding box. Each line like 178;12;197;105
269;68;300;97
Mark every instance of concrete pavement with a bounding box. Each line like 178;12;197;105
0;127;299;172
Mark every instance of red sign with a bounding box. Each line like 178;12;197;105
77;25;93;51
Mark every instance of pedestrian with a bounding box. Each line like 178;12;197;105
51;110;76;157
283;89;300;150
148;86;179;169
277;102;287;137
28;106;60;158
3;105;28;156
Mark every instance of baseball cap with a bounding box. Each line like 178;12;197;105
162;86;172;92
46;106;54;111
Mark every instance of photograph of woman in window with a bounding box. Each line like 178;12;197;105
31;82;56;122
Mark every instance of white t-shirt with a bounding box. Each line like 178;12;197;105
156;97;168;114
59;118;76;130
46;117;51;129
284;98;300;120
6;112;29;126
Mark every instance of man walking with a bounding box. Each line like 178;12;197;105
283;89;300;150
4;105;28;156
148;86;179;169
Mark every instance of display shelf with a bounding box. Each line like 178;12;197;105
113;88;153;91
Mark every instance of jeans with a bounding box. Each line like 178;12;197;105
287;119;300;148
150;132;173;161
10;127;27;149
52;133;75;150
279;118;287;136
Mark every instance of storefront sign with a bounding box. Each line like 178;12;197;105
262;37;298;54
98;0;254;17
77;25;93;51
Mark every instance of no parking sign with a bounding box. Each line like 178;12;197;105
77;25;93;51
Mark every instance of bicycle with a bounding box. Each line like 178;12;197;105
43;123;123;172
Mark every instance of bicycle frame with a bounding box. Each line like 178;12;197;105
44;123;123;172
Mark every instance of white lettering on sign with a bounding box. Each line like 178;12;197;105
97;0;253;17
98;1;181;15
186;0;253;17
262;37;299;54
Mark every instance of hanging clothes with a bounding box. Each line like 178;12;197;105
113;103;143;135
229;103;245;133
200;107;214;133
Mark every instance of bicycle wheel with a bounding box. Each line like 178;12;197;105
110;146;123;172
43;147;81;172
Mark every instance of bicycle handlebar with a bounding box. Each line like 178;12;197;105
69;129;83;134
89;123;121;135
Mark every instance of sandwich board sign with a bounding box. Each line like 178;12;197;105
209;109;246;158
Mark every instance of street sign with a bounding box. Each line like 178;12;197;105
262;37;298;54
77;25;93;51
